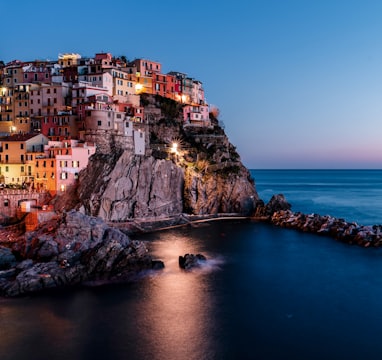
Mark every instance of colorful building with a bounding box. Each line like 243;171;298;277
0;133;49;186
43;139;96;193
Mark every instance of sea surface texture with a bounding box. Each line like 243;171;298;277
2;170;382;360
254;169;382;226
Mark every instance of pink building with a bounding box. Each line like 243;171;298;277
29;83;70;117
130;59;162;75
45;139;96;193
183;104;210;126
22;62;52;83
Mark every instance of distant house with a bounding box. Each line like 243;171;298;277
183;104;210;127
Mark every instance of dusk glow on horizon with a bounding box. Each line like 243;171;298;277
2;0;382;169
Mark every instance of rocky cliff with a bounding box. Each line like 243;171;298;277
69;95;259;221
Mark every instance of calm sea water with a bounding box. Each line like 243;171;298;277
2;170;382;360
253;169;382;226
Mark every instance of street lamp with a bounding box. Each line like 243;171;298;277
171;142;178;154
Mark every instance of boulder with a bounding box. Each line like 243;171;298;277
254;194;291;218
0;246;17;270
179;253;207;270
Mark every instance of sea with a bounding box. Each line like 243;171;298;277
2;169;382;360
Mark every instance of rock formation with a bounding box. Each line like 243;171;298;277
68;95;260;221
253;195;382;247
179;253;207;270
0;210;163;297
254;194;291;217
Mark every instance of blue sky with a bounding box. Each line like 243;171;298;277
2;0;382;169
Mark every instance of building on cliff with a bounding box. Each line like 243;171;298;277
0;51;218;219
0;133;49;187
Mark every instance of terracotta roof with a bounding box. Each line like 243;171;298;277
0;133;41;142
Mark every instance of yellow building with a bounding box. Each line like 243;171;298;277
0;133;49;186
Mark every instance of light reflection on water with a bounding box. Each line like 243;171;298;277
133;231;222;360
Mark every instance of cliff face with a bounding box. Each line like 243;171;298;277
72;95;259;221
77;153;184;220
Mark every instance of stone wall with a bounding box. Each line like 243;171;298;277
0;190;50;222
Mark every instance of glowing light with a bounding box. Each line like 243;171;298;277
171;142;178;154
60;184;65;192
181;95;187;103
135;84;143;92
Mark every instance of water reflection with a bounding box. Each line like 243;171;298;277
135;231;220;360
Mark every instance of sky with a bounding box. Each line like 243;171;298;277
2;0;382;169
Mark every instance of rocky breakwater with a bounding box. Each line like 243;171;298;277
0;210;164;297
255;194;382;247
271;210;382;247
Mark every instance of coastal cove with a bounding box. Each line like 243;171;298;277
2;170;382;358
3;219;382;359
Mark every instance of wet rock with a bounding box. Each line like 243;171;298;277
0;210;164;297
179;253;207;270
0;246;17;270
254;194;291;218
269;208;382;247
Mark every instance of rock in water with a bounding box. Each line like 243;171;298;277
179;253;207;270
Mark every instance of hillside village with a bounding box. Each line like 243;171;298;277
0;52;212;223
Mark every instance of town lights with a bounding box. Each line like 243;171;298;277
135;84;143;93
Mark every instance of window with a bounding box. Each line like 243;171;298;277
97;120;102;126
61;172;67;179
5;166;9;172
5;144;8;150
20;144;24;150
4;200;9;207
74;173;79;179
